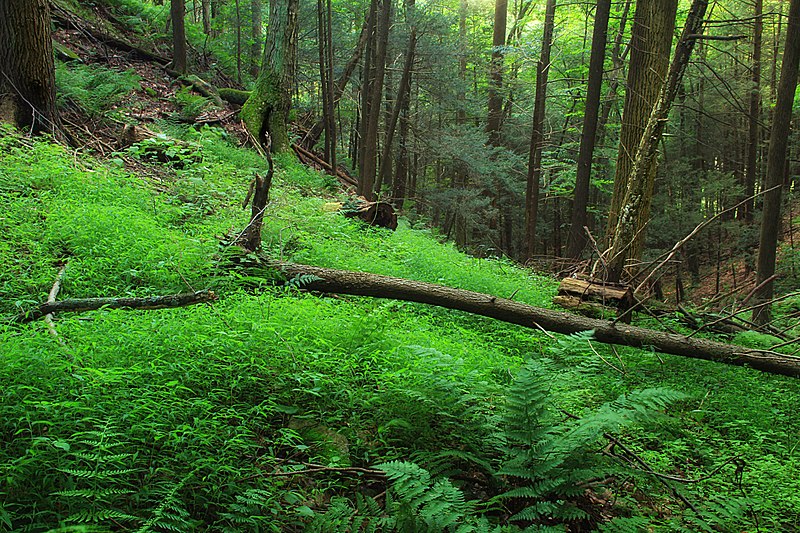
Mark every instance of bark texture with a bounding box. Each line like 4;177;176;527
242;0;299;151
171;0;187;74
524;0;556;260
743;0;763;224
486;0;508;147
604;0;677;275
267;260;800;377
753;0;800;324
0;0;60;134
21;290;216;322
567;0;611;258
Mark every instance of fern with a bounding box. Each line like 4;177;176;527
493;359;687;525
285;273;324;290
53;426;141;529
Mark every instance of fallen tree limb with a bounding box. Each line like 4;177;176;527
20;290;216;323
267;260;800;377
51;3;170;65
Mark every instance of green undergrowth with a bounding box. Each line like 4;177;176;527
2;127;800;531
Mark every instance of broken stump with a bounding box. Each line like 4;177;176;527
554;276;635;323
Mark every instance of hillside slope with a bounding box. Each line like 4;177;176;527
1;5;800;531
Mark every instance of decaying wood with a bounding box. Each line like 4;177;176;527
259;258;800;377
44;264;71;351
556;277;635;323
341;197;398;231
292;143;358;187
50;2;170;65
19;289;217;322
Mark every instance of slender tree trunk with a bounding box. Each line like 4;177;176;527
377;0;416;194
567;0;612;259
744;0;763;224
752;0;800;325
0;0;60;136
604;0;708;282
524;0;556;260
235;0;242;82
242;0;299;151
358;0;391;200
171;0;187;74
325;0;336;173
317;0;331;162
486;0;508;146
250;0;263;78
302;14;371;150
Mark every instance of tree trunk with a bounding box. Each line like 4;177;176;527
242;0;299;151
250;0;263;78
235;0;242;82
202;0;211;34
21;291;216;322
171;0;187;74
752;0;800;325
743;0;763;224
603;0;679;280
566;0;612;259
377;0;416;194
524;0;556;260
358;0;391;200
0;0;60;135
486;0;508;147
256;259;800;377
302;14;371;150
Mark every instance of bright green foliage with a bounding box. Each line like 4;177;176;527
55;63;142;117
2;126;800;532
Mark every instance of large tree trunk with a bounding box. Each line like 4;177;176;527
566;0;612;259
605;0;677;248
602;0;679;280
171;0;187;74
752;0;800;325
202;0;211;34
524;0;556;260
0;0;60;135
242;0;299;151
260;259;800;377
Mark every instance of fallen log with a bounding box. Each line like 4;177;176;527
19;289;216;323
51;3;170;65
265;259;800;377
292;143;358;187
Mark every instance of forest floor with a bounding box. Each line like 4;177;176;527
2;4;800;532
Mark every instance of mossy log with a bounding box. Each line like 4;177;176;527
219;88;251;106
19;290;216;322
257;258;800;378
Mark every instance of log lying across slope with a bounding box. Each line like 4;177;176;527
273;260;800;378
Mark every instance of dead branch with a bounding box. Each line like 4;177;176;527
19;289;217;322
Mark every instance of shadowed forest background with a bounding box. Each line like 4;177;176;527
1;0;800;531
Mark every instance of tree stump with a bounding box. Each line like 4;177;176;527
554;276;635;323
339;196;398;230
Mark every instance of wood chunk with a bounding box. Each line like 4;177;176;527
556;277;635;323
